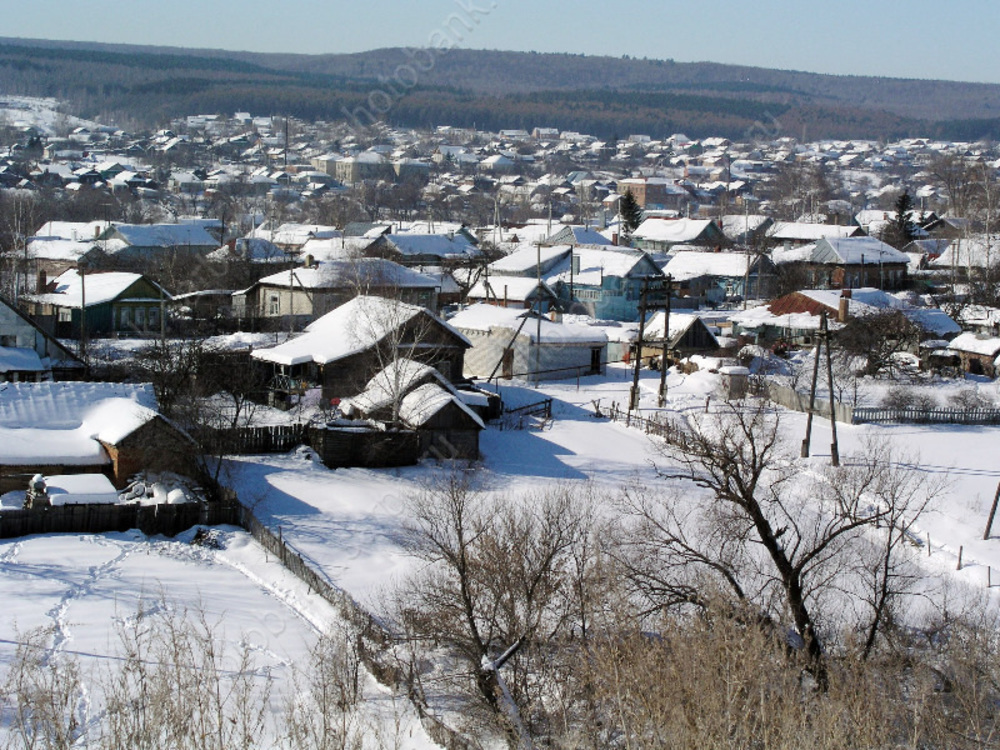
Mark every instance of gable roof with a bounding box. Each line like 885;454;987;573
0;382;160;465
254;259;440;291
23;270;170;308
663;251;765;281
449;304;608;345
251;295;469;367
109;223;218;249
399;383;485;430
770;222;863;242
633;218;722;245
380;233;480;261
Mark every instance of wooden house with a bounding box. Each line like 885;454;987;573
0;294;85;381
946;333;1000;378
251;295;471;406
450;304;608;383
0;382;195;493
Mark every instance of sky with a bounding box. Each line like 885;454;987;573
4;0;1000;84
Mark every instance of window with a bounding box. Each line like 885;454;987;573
148;307;160;329
269;294;280;315
0;335;15;347
58;308;72;323
135;307;146;329
119;308;131;329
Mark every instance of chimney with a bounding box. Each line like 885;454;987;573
838;289;851;323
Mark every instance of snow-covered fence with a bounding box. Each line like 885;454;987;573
608;404;694;450
0;500;239;539
851;406;1000;425
229;494;472;750
760;381;855;424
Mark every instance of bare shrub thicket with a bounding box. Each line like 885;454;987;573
390;405;961;746
0;598;392;750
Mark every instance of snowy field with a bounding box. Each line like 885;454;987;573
0;527;436;747
1;359;999;746
224;361;1000;611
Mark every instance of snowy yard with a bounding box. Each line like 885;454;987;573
1;359;999;746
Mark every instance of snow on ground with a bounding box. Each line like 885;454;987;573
0;96;102;136
2;353;1000;746
225;361;1000;618
0;526;437;748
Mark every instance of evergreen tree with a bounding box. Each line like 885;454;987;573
619;189;643;246
884;190;916;249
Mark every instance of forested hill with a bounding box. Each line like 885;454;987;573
2;37;1000;141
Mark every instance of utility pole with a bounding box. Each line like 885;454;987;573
78;264;87;364
658;275;672;407
535;241;542;385
800;311;839;465
823;312;840;466
630;278;649;411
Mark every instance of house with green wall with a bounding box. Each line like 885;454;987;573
21;270;172;338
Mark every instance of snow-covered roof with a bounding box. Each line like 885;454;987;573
399;383;485;430
930;236;1000;270
111;223;218;248
489;244;571;275
449;304;608;345
345;358;456;417
0;382;160;465
0;346;44;373
634;218;718;244
255;259;439;291
947;332;1000;356
815;236;911;265
24;269;168;308
251;295;468;367
33;220;111;242
663;251;756;281
467;275;557;302
643;312;720;347
383;233;480;260
41;474;120;505
773;237;910;266
25;237;94;261
770;222;862;242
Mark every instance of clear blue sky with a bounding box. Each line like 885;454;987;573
5;0;1000;84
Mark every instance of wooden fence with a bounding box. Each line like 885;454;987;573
0;500;240;539
608;405;694;450
199;424;308;454
502;398;553;429
851;406;1000;426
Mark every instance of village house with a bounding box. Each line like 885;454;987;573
250;295;471;406
232;258;442;326
367;233;482;267
0;294;85;381
450;304;608;382
772;236;911;290
768;222;864;247
96;223;219;262
0;382;194;493
731;288;959;348
637;312;721;366
631;217;728;252
661;250;778;304
342;358;485;459
946;332;1000;378
21;269;172;338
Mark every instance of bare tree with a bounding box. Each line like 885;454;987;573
631;401;936;683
